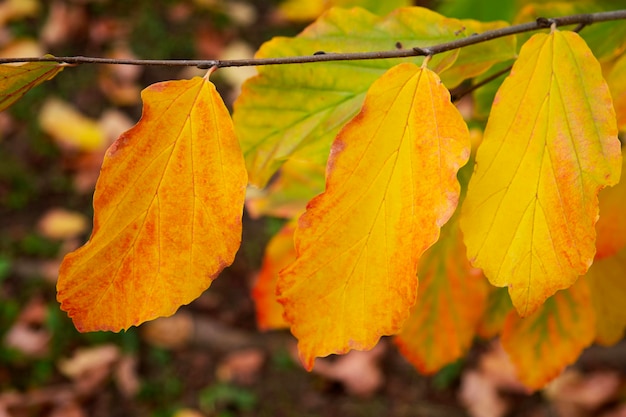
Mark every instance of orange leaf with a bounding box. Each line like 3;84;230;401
252;222;294;331
395;218;488;374
587;247;626;345
57;77;247;332
461;30;622;317
278;63;470;370
595;155;626;259
0;60;64;112
501;279;595;390
476;286;513;339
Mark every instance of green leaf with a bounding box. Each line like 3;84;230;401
438;0;518;22
233;7;516;186
0;61;65;112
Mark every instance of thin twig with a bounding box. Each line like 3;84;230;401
0;10;623;68
450;65;512;102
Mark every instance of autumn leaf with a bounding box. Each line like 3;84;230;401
595;156;626;259
395;217;488;374
57;77;247;332
606;52;626;132
278;62;470;370
587;247;626;345
234;6;515;186
501;279;595;390
0;60;64;112
461;30;622;317
514;3;626;62
252;222;294;331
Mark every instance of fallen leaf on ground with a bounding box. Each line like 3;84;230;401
37;208;88;239
114;355;141;398
545;370;621;416
141;312;194;349
312;342;386;397
41;1;87;47
49;401;86;417
3;296;50;357
459;371;509;417
216;348;266;385
58;344;120;378
39;98;106;152
58;344;121;396
459;341;528;417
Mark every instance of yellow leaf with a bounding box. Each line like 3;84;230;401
501;279;595;390
461;30;622;317
57;77;247;332
587;247;626;345
0;60;63;112
252;222;294;331
278;63;470;370
395;218;488;374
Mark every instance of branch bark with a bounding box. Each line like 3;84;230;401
0;10;624;68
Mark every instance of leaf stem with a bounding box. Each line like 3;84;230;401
0;10;624;68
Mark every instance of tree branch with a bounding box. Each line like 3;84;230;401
0;10;624;68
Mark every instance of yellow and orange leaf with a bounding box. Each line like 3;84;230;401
394;218;488;374
587;247;626;345
57;77;247;332
595;156;626;259
278;62;470;370
501;279;595;390
0;60;64;112
252;222;295;331
461;30;621;317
